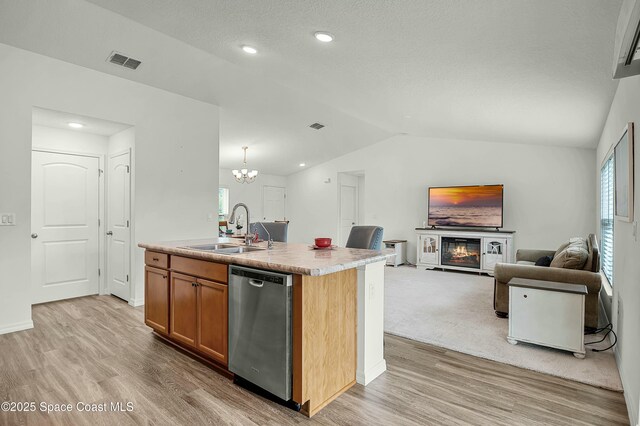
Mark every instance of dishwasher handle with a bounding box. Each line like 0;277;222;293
248;279;264;288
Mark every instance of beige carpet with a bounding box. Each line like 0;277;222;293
384;266;623;392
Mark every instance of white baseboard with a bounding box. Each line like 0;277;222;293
356;359;387;386
0;320;34;335
128;297;144;307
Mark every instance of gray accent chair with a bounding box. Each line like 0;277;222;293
249;222;288;242
346;226;384;250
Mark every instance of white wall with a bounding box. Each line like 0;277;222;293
596;73;640;426
0;42;219;333
109;127;135;155
32;125;109;154
218;168;287;225
287;135;596;257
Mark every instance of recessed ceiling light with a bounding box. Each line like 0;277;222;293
242;45;258;54
314;32;334;43
299;163;306;167
68;122;84;129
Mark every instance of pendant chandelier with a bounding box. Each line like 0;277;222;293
232;146;258;184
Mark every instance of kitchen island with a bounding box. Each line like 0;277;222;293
138;238;390;417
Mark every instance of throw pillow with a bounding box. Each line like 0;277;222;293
553;241;570;259
550;238;589;269
535;255;552;267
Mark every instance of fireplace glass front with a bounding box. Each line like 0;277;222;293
440;237;481;269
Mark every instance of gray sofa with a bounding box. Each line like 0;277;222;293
493;234;601;330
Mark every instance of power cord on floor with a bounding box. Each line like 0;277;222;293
584;322;617;352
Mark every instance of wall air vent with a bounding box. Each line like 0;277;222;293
107;51;142;70
309;122;325;130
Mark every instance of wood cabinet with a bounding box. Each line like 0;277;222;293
170;272;229;364
170;272;198;348
144;266;169;334
145;250;229;367
197;278;228;364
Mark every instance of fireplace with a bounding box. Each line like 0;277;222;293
441;237;481;269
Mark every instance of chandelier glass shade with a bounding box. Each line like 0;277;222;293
232;146;258;184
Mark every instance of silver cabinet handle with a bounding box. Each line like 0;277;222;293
249;279;264;288
106;231;113;236
31;233;38;239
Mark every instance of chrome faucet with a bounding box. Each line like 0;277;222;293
228;203;250;244
256;222;274;249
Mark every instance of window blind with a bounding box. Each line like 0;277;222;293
600;156;614;284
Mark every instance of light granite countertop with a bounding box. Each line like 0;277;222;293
138;238;393;276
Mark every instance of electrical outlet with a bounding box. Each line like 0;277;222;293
0;213;16;226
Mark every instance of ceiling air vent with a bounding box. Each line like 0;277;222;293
309;122;325;130
107;51;142;70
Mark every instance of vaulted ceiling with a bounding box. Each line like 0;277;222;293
0;0;623;174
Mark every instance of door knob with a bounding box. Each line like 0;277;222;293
106;231;113;236
31;233;38;239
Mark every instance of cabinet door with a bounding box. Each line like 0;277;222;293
509;287;584;352
197;278;228;365
482;238;508;271
170;272;198;348
144;266;169;334
418;235;439;265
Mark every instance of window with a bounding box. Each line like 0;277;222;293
600;155;614;285
218;187;229;216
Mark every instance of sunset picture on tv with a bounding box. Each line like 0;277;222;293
428;185;504;228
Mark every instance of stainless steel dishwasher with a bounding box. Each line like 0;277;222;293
228;265;293;401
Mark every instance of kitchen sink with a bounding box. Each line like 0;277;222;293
212;246;265;255
181;243;265;255
182;243;239;251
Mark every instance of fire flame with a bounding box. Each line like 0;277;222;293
452;245;469;257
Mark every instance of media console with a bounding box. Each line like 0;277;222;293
415;228;515;275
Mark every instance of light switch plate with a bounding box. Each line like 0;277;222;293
0;213;16;226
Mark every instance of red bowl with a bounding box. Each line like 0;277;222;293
314;237;332;248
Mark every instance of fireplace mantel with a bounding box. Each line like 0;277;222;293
415;228;515;275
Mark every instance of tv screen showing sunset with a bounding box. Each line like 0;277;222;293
428;185;503;227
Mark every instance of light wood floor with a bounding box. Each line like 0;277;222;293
0;296;629;426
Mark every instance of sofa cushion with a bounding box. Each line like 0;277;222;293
550;238;588;269
516;260;536;266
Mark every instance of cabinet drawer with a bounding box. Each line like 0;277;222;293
145;251;169;269
172;256;228;284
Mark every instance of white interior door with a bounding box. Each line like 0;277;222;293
339;184;358;246
31;151;100;304
107;151;131;302
262;186;286;221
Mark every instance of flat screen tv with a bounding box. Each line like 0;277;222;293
428;184;504;228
